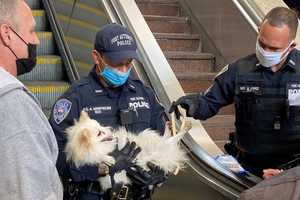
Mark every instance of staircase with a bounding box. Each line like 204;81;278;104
20;0;70;117
135;0;235;151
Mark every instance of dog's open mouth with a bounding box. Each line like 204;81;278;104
102;136;113;142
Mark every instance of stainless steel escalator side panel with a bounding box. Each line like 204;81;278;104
182;133;261;199
104;0;223;156
42;0;79;82
237;0;300;48
232;0;263;33
100;0;262;198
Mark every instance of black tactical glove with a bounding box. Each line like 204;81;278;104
126;162;167;188
169;94;199;119
110;141;141;176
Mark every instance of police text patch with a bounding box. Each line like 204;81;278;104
129;96;150;109
288;83;300;106
53;98;72;124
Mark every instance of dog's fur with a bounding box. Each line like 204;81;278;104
65;111;190;190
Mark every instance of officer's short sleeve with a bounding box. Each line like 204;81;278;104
49;89;99;182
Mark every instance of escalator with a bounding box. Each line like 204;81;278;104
105;0;264;199
21;0;78;116
22;0;277;199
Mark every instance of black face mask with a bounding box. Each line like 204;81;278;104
7;28;37;76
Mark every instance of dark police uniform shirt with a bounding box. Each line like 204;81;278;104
49;66;165;183
192;49;300;174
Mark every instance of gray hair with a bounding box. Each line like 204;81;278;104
263;7;299;39
0;0;20;29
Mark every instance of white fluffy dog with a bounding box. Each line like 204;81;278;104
65;111;190;191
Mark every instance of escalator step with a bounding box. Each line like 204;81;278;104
75;60;93;76
25;81;70;110
37;32;55;55
27;0;41;9
57;14;98;43
66;36;93;64
54;0;107;28
33;10;47;31
19;55;63;81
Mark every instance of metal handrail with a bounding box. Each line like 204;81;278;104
42;0;79;82
232;0;264;33
99;0;261;198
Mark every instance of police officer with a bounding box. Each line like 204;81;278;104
49;23;167;200
170;7;300;177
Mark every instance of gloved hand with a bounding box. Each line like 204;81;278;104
168;94;199;119
126;162;167;188
110;141;141;176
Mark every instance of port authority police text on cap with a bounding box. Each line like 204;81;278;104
94;23;139;65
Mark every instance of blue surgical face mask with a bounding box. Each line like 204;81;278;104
256;39;294;68
100;65;131;87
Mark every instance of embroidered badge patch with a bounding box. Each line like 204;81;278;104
53;98;72;124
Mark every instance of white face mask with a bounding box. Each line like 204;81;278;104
256;40;294;68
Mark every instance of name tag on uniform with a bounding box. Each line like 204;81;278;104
82;106;112;115
288;83;300;106
238;85;262;95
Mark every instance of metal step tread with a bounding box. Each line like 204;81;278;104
56;0;105;17
66;36;93;49
37;31;52;37
144;15;188;22
57;14;98;32
165;51;215;59
154;33;200;40
33;9;45;16
36;55;61;64
24;81;70;93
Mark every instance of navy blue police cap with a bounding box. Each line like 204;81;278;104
94;23;139;65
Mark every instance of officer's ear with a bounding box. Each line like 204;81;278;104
0;24;12;47
92;50;100;65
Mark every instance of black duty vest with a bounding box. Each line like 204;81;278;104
235;56;300;156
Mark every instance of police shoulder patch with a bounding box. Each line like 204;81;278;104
215;64;229;78
53;98;72;124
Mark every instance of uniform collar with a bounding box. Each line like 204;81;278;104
285;49;297;71
89;65;137;98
